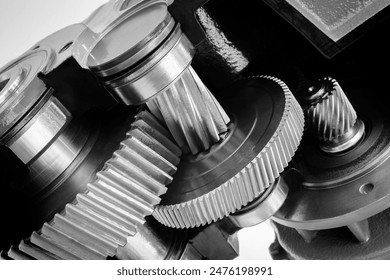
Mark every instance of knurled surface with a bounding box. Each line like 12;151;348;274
153;76;304;228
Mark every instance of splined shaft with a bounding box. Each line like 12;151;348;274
146;66;230;154
304;77;364;153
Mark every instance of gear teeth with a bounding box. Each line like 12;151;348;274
154;76;304;228
14;110;181;259
18;240;59;260
147;66;230;155
306;77;356;142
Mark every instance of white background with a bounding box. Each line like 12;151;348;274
0;0;275;260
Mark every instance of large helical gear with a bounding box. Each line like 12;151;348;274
153;76;304;228
11;111;181;260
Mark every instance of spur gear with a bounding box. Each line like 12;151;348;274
154;76;304;228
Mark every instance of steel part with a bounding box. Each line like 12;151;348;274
116;218;202;260
274;82;390;243
304;77;364;153
83;0;172;35
84;1;230;155
146;66;230;154
4;96;71;164
7;110;182;259
228;177;289;228
0;47;92;192
272;207;390;259
154;76;304;228
188;222;240;260
0;50;51;138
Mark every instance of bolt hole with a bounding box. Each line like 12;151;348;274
59;41;73;54
359;183;374;195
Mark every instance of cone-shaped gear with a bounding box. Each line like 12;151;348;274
304;77;364;153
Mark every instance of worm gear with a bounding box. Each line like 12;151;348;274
153;76;304;228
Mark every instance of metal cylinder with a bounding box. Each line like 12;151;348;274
86;0;230;154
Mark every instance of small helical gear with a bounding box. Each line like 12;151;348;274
153;76;304;228
304;77;365;153
305;77;357;142
11;111;181;260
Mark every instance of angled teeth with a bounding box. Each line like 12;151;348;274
154;76;304;228
9;111;181;260
305;77;356;142
147;66;230;155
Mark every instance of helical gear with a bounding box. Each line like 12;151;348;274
153;76;304;228
305;77;357;142
9;111;181;260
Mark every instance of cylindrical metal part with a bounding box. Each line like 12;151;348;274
85;0;230;154
304;77;365;153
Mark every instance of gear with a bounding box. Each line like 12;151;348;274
8;111;182;260
83;1;230;155
304;77;364;153
153;76;304;228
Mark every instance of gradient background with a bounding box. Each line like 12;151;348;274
0;0;275;260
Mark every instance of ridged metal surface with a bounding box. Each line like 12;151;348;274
154;76;304;228
147;66;230;155
306;77;356;142
8;111;181;260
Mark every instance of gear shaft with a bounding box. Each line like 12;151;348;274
304;77;365;153
84;1;230;155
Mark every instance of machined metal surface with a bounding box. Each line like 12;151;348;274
304;77;364;153
84;1;230;155
274;82;390;243
272;207;390;259
0;50;51;138
154;76;304;228
229;177;289;228
4;110;182;260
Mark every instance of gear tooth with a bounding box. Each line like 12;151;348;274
76;193;137;234
7;245;34;260
106;157;167;196
18;240;58;260
30;108;183;259
96;172;155;214
52;213;117;257
64;203;128;246
129;127;180;166
30;231;79;260
41;222;106;260
234;173;249;207
154;76;304;228
87;182;144;224
131;119;182;158
306;77;357;142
